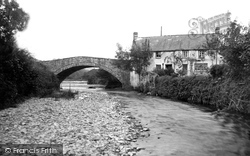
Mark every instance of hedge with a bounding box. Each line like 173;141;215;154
0;45;59;109
153;75;250;114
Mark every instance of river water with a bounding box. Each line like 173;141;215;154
60;80;105;91
61;81;250;156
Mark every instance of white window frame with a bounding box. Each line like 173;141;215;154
155;52;162;58
182;51;189;58
198;51;205;60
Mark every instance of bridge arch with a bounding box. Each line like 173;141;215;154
41;56;130;89
54;63;122;84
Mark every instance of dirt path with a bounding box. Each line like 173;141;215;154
107;91;250;156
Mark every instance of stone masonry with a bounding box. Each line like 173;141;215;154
41;56;131;89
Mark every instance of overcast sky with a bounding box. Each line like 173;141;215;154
15;0;250;61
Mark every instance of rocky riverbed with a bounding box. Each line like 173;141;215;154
0;92;149;156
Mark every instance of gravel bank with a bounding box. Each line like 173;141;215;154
0;92;148;156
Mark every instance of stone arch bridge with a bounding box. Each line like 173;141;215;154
41;56;131;89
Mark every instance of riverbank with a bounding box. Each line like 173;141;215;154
138;73;250;116
107;91;250;156
0;91;148;156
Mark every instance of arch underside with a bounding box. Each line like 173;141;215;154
56;64;123;85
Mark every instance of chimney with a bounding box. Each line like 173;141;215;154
133;32;138;41
161;26;162;36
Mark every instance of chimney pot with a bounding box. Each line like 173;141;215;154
133;32;138;40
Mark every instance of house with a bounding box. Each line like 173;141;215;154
132;32;223;76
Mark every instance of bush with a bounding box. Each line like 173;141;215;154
154;74;250;113
153;68;175;76
210;64;229;78
0;0;59;109
31;61;59;97
0;46;35;107
0;45;59;109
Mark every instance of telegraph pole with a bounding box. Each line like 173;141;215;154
161;26;162;36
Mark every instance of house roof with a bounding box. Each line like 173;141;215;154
134;34;208;52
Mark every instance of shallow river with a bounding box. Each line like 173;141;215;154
62;81;250;156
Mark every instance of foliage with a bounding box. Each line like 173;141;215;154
96;69;118;82
0;0;29;44
152;68;175;76
84;69;105;85
0;45;60;108
114;40;153;75
0;0;59;109
66;69;89;81
177;68;188;76
95;69;122;88
0;46;33;106
130;39;153;74
154;75;250;113
204;21;250;80
209;64;229;78
84;69;122;88
147;21;250;114
31;61;59;97
113;43;132;71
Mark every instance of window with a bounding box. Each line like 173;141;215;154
156;64;161;69
182;64;188;75
198;51;205;60
182;51;189;58
165;64;172;70
155;52;161;58
194;63;208;71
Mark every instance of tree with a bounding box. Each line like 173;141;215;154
0;0;59;108
0;0;29;45
114;39;153;75
204;21;250;79
130;39;152;74
113;43;132;71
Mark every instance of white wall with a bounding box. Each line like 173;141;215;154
146;50;223;76
130;71;140;88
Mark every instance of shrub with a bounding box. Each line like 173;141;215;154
210;64;229;78
153;68;165;76
31;61;59;97
153;68;175;76
0;45;59;109
154;74;250;113
0;46;35;108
